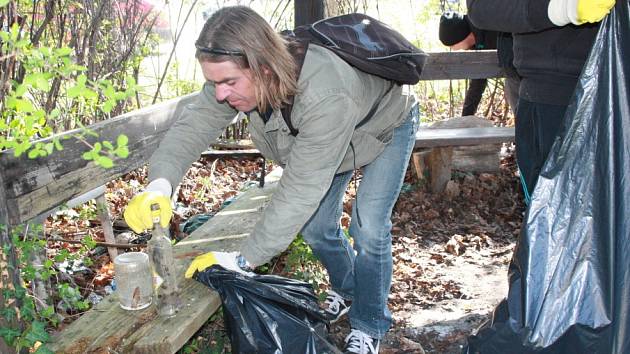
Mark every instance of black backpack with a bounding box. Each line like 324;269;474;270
280;13;427;136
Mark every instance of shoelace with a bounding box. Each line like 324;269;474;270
344;329;378;354
324;290;345;314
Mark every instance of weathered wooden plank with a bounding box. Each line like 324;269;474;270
414;127;515;149
419;51;503;81
131;172;281;353
212;139;255;149
411;151;429;183
450;145;501;172
200;148;262;158
0;94;197;225
48;295;159;354
48;170;282;354
122;280;221;354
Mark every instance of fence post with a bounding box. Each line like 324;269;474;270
96;194;118;260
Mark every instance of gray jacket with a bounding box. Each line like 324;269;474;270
149;44;416;265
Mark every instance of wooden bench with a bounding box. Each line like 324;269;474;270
414;126;515;193
0;94;194;353
203;125;517;195
0;50;510;353
0;89;284;353
47;170;282;354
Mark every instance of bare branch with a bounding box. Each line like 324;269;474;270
151;0;200;105
30;0;56;45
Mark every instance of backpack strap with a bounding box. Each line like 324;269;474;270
281;38;395;137
280;39;309;137
356;82;394;129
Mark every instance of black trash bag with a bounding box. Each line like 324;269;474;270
193;266;341;354
464;2;630;353
180;213;213;234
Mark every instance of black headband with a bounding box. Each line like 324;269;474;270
195;44;244;57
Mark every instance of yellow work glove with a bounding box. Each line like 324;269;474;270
577;0;616;23
548;0;616;26
124;191;172;233
185;251;253;278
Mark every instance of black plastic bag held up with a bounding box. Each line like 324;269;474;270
464;1;630;353
194;266;340;354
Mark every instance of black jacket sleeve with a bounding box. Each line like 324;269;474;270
466;0;557;33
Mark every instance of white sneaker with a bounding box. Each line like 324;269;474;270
343;329;380;354
323;290;351;323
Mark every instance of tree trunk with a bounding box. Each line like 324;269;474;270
294;0;325;26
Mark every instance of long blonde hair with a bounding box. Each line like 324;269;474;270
196;6;298;112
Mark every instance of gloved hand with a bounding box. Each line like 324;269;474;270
548;0;616;26
185;251;253;278
124;191;172;233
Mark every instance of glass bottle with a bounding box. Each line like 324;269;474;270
148;204;182;317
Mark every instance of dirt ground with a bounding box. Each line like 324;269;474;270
329;238;514;354
325;148;524;353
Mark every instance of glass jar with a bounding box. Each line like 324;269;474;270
113;252;153;310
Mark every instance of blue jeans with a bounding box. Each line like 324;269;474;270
300;104;419;339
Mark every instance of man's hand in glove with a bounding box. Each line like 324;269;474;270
124;178;172;233
549;0;616;26
185;251;254;278
124;191;172;233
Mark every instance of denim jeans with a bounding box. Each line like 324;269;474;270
300;104;419;339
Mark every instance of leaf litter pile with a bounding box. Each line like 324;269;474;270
46;147;525;353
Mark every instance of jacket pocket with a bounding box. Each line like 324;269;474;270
263;115;294;166
275;118;295;164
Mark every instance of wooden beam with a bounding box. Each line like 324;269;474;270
212;139;254;149
0;94;197;225
414;127;515;149
428;147;454;194
200;149;262;158
411;151;429;183
419;51;503;81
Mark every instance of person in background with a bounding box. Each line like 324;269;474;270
438;11;520;116
466;0;616;201
124;6;420;354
